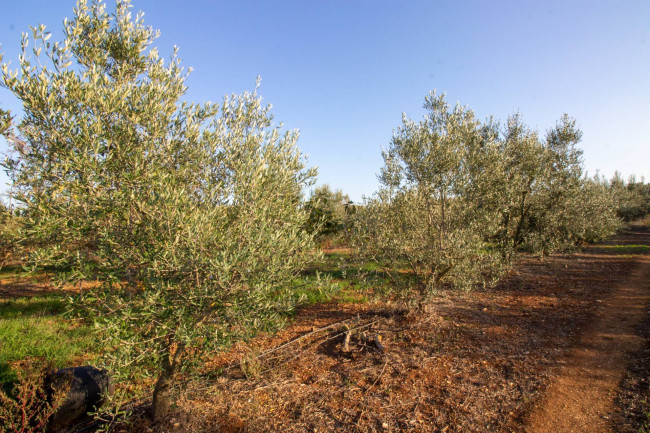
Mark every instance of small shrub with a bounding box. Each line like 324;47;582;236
0;359;66;433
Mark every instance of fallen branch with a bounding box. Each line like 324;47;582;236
220;318;382;375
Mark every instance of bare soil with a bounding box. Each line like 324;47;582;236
525;252;650;432
5;225;648;433
130;224;649;433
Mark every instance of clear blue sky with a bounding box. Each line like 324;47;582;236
1;0;648;202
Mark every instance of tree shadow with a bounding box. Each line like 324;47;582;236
0;296;66;319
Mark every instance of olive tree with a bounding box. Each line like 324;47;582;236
515;115;583;255
482;114;546;261
304;184;353;244
572;175;621;243
1;0;316;420
0;200;20;269
353;92;505;299
473;114;620;260
354;92;622;301
511;116;620;255
609;173;650;222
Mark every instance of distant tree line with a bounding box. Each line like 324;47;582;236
606;172;650;222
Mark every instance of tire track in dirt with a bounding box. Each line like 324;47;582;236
525;242;650;433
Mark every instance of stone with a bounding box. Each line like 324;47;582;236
45;365;114;428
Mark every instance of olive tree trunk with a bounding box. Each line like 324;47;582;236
151;343;184;422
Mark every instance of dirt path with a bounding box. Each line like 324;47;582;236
525;236;650;432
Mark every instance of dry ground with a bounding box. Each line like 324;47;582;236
5;224;648;433
118;223;649;433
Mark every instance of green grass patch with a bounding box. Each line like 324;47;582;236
298;252;397;305
0;295;66;319
0;264;50;279
292;281;339;305
0;294;96;386
590;244;649;255
336;285;369;304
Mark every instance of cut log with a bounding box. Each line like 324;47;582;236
372;333;386;353
359;332;386;353
342;325;352;352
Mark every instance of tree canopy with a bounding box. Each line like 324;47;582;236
353;91;621;300
1;0;316;419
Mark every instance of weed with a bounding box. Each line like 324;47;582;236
240;352;263;379
640;398;650;433
0;359;66;433
291;271;341;305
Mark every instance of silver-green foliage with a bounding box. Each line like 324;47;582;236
608;172;650;222
304;184;353;241
0;202;20;269
509;116;621;254
354;92;506;297
1;0;316;419
354;92;621;298
486;114;621;257
574;175;622;244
